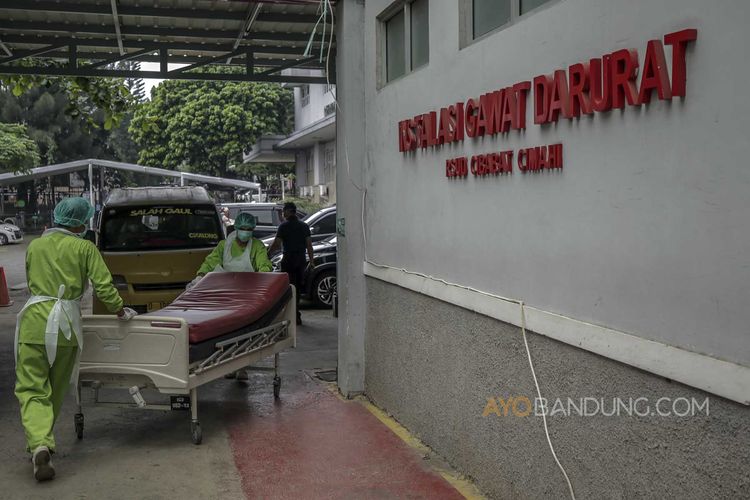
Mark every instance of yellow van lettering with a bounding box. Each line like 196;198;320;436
189;232;216;239
165;208;192;215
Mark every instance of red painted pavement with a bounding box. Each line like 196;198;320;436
228;383;465;500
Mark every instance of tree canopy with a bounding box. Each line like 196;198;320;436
130;78;293;177
0;82;124;165
1;73;135;131
0;123;40;174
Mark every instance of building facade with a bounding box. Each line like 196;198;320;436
244;73;337;204
336;0;750;498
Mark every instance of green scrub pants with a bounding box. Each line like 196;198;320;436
15;343;78;453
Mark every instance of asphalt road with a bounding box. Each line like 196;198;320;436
0;239;339;499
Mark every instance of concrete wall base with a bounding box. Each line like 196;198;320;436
365;278;749;499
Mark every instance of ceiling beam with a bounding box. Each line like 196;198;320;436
110;0;125;55
0;2;326;23
0;44;65;65
170;49;248;74
0;20;322;42
229;2;263;65
3;50;325;68
0;64;334;84
0;38;12;57
258;55;319;76
0;36;329;54
87;48;156;69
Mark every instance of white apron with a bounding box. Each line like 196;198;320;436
214;232;255;273
14;228;84;385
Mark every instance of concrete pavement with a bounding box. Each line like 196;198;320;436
0;240;476;500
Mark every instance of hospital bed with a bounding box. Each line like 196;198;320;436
75;272;296;444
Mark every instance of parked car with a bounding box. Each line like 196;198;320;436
271;235;337;308
220;202;307;240
262;205;337;250
0;222;23;245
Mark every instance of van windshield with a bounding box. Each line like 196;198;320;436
100;205;222;251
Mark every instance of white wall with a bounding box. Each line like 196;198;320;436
361;0;750;368
294;84;336;131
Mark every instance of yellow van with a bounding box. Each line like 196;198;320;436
93;186;225;314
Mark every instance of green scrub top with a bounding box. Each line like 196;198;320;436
19;231;123;346
197;238;273;275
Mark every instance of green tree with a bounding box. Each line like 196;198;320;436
0;123;40;173
0;83;116;164
1;72;134;130
131;79;293;177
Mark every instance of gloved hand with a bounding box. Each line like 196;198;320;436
186;275;203;291
118;307;138;321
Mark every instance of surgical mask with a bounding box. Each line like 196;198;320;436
236;230;252;242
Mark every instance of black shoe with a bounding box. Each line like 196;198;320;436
32;446;55;481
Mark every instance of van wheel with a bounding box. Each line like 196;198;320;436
312;270;336;308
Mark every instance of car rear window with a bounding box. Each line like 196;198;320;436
100;205;222;251
226;207;278;226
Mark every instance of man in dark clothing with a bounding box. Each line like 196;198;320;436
268;202;315;325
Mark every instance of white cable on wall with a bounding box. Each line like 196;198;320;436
322;3;576;498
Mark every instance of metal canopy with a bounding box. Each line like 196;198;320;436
0;1;336;84
0;159;261;190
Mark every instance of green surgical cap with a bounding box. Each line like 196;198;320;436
234;212;257;230
53;197;95;227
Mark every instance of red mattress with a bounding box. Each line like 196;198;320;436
145;272;290;344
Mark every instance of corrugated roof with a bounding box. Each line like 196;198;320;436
0;0;336;84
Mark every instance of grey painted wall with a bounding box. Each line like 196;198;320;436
360;0;750;367
336;0;367;396
366;278;750;499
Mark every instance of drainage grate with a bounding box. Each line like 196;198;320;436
314;369;338;382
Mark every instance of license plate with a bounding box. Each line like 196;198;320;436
170;396;191;410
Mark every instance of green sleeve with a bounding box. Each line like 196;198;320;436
251;239;273;272
197;241;225;275
86;243;124;313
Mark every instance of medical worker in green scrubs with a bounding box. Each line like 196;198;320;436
190;212;273;283
14;197;136;481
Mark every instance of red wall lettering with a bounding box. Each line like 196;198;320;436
638;40;672;103
610;49;640;109
396;28;698;174
664;29;698;97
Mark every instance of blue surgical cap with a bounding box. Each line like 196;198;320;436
53;197;94;227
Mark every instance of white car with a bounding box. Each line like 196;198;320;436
0;223;24;245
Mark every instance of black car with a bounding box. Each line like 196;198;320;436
271;235;337;307
262;205;336;248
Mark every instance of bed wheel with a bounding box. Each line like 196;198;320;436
75;413;84;440
191;421;202;445
273;376;281;399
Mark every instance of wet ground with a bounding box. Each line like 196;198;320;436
0;239;475;500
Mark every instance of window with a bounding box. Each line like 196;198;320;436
305;149;314;186
312;213;336;236
380;0;430;85
101;205;222;252
473;0;511;38
300;84;310;107
462;0;555;45
323;142;336;183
